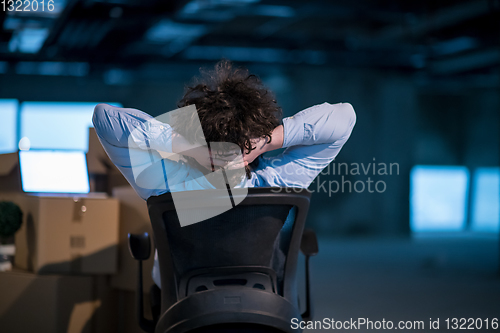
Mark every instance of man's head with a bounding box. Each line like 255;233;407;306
173;59;282;176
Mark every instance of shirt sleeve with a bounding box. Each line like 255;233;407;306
92;103;180;199
92;103;173;153
255;102;356;188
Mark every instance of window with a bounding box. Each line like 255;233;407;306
0;99;18;153
20;102;121;151
471;167;499;233
410;166;469;232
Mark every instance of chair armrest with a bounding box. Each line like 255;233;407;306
128;233;156;333
301;228;318;257
128;233;152;260
300;228;318;322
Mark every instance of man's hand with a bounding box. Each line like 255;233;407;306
171;125;283;171
190;145;248;171
172;131;248;171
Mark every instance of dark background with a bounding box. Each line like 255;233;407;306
1;0;499;330
1;0;499;236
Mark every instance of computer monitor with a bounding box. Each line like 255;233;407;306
471;167;500;233
410;165;469;232
19;150;90;194
20;101;122;152
0;99;18;154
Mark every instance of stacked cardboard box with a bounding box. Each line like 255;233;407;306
111;186;155;293
0;270;123;333
0;269;98;333
14;194;119;274
0;151;122;332
0;128;156;333
0;152;21;192
87;128;129;194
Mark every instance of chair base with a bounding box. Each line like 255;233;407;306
156;289;302;333
188;323;287;333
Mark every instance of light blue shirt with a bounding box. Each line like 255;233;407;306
92;102;356;198
92;102;356;287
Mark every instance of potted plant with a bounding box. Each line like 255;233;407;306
0;201;23;272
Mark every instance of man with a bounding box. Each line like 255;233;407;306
93;59;356;288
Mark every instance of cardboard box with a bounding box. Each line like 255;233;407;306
87;128;129;194
0;269;99;333
0;191;26;207
0;130;129;196
0;152;22;192
92;275;120;333
87;128;111;175
117;290;154;333
111;186;155;292
14;195;119;275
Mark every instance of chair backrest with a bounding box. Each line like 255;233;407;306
147;187;311;331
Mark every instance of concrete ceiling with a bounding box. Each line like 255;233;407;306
1;0;499;78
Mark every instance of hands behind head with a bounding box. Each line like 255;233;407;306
173;129;273;172
188;145;247;172
187;137;269;172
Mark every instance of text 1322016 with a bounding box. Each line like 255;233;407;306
2;0;55;12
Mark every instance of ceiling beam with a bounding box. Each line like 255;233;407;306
430;48;500;75
38;0;81;57
374;1;492;42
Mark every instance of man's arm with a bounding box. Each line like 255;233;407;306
92;104;244;198
92;103;178;199
252;102;356;188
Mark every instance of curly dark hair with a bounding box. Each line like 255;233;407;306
173;59;282;178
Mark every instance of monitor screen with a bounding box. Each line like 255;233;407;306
0;99;18;154
410;165;469;232
20;101;122;152
471;167;500;233
19;150;90;193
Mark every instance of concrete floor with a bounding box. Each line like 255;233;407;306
297;235;500;332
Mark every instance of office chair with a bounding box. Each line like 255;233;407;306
129;187;318;333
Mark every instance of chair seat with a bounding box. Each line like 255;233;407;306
156;288;302;333
145;188;314;333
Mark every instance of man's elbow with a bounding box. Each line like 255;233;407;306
92;103;108;127
329;102;356;142
92;104;118;143
340;102;356;126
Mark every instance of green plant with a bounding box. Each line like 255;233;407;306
0;201;23;245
